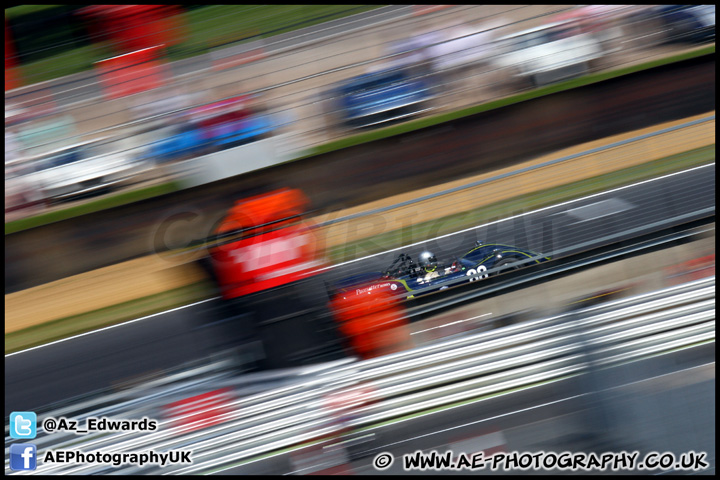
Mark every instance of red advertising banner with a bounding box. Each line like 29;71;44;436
212;222;325;298
665;254;715;286
78;5;187;55
5;18;22;91
164;388;234;433
96;46;167;100
210;189;326;299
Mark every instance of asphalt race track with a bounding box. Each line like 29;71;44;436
5;164;714;416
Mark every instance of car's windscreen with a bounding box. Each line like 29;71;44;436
343;72;406;95
40;144;104;169
513;31;549;49
512;25;576;48
546;25;578;41
42;149;84;169
458;257;477;269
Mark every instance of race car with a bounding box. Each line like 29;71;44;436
331;66;435;129
333;241;551;301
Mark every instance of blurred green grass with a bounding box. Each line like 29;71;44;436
10;5;384;84
187;5;382;46
5;145;713;354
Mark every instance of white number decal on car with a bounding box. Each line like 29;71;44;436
466;265;489;282
477;265;489;279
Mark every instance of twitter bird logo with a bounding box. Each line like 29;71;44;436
10;412;37;439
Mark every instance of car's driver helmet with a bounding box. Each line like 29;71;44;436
418;251;438;272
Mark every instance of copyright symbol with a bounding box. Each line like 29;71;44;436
373;452;393;470
43;418;57;433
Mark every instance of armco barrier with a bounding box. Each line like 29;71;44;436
169;134;297;189
8;276;713;475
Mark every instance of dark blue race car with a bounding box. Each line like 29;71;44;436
333;66;434;129
333;241;551;300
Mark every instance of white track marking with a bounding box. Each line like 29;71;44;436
5;297;219;357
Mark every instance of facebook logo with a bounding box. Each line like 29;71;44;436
10;444;37;471
10;411;37;439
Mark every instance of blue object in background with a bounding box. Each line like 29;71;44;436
139;112;277;164
656;5;715;44
10;411;37;439
10;444;37;471
335;67;434;129
151;124;206;163
214;114;274;147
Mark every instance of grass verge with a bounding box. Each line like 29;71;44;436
6;146;713;354
5;282;215;355
5;181;182;235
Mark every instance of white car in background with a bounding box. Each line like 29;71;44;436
20;137;152;204
493;21;605;87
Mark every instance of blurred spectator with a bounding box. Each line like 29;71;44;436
132;87;276;167
192;94;274;149
5;103;28;127
15;115;76;157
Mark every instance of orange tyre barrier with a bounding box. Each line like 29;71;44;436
331;290;411;359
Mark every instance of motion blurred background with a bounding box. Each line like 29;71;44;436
4;5;716;475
